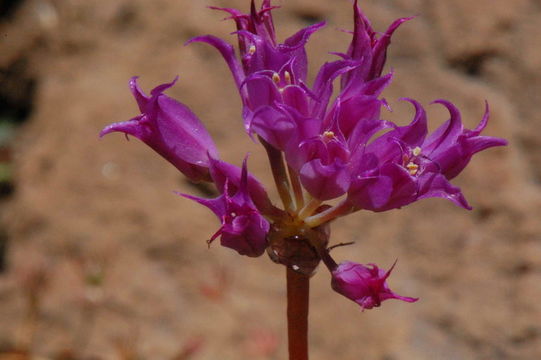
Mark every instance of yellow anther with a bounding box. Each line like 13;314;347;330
272;72;281;84
406;161;419;175
412;146;422;157
284;71;291;84
323;131;335;139
248;45;256;55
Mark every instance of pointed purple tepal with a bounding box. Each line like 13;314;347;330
179;157;270;257
100;77;218;182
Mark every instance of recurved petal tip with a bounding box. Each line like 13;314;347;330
331;260;418;310
150;76;179;97
99;116;146;139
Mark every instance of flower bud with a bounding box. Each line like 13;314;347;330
331;261;417;310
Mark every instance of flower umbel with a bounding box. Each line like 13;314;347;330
101;0;507;319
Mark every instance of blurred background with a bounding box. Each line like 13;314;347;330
0;0;539;359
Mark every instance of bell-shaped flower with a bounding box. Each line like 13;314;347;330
207;155;279;217
331;261;418;310
187;0;325;117
100;77;218;182
180;159;270;257
297;119;352;201
348;99;507;211
338;0;412;92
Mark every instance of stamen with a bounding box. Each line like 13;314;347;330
323;131;335;140
248;45;256;55
272;72;281;84
406;162;419;175
284;71;291;84
402;154;409;165
412;146;422;157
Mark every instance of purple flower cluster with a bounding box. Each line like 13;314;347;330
101;0;506;310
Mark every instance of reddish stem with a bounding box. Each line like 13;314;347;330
286;267;310;360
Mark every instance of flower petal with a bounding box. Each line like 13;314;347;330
208;156;275;215
186;35;245;89
249;105;295;150
279;21;326;81
417;172;471;209
300;159;350;200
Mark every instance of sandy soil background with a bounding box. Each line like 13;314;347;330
0;0;540;359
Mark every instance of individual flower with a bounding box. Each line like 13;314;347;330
204;0;323;82
331;261;417;310
206;156;276;216
347;99;508;211
100;77;218;182
187;0;325;129
338;0;412;89
181;159;270;257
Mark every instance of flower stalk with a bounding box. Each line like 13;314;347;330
286;266;310;360
304;200;353;228
288;164;305;212
260;137;294;212
297;198;323;221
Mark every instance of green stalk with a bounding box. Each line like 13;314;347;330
304;199;353;228
287;165;305;212
260;137;294;212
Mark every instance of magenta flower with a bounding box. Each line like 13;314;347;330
207;156;276;216
202;0;323;83
347;99;507;211
338;1;412;87
181;159;270;257
100;77;218;182
188;0;324;131
331;261;418;310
